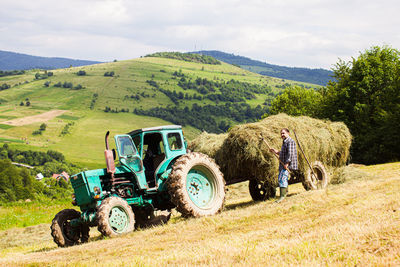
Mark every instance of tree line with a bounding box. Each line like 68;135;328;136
145;52;221;65
0;70;25;77
134;103;268;133
0;144;80;202
268;45;400;164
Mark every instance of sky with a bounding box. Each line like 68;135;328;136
1;0;399;69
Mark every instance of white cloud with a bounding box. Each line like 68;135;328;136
1;0;400;68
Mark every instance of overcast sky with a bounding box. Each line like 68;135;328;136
1;0;399;69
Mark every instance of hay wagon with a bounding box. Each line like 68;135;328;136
188;114;352;201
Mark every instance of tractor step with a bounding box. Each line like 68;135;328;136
146;187;158;193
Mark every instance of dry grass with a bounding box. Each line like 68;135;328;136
0;163;399;266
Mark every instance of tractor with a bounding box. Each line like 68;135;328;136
51;125;226;247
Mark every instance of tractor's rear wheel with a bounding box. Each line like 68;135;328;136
97;197;135;237
302;161;329;190
249;179;276;201
51;209;90;247
167;152;225;218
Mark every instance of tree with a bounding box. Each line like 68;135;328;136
320;45;400;164
39;123;47;131
269;86;322;117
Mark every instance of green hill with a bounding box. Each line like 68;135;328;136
0;53;319;167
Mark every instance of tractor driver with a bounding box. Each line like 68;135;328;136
143;142;158;186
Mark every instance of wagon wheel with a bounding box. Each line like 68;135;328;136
302;161;329;190
248;179;276;201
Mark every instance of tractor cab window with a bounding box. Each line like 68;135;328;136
168;132;183;150
116;136;137;157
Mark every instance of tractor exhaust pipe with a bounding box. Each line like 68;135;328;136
105;131;110;150
104;131;116;179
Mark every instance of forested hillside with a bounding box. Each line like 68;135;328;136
193;50;333;86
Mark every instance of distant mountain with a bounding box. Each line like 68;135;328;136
192;50;333;86
0;50;102;71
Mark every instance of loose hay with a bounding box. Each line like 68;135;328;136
189;114;352;187
331;165;370;184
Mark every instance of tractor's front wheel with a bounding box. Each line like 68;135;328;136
249;179;276;201
167;152;225;218
97;197;135;237
51;209;90;247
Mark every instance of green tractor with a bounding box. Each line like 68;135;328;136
51;125;226;247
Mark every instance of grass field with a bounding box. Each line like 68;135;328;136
0;163;399;266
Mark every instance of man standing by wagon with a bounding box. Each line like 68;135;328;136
270;128;298;203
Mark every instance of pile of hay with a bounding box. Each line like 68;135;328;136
187;132;228;159
330;165;370;184
189;114;352;187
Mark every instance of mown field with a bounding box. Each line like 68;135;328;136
0;56;316;168
0;163;399;266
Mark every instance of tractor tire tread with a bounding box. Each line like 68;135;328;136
97;196;135;237
167;152;225;218
51;209;84;247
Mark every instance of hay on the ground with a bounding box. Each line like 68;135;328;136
330;165;370;184
190;114;352;187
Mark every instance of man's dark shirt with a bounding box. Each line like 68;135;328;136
279;136;298;171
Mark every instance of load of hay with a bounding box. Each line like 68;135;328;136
187;132;228;158
189;113;352;187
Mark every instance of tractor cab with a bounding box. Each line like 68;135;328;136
112;125;187;190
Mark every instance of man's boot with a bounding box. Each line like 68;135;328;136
275;187;287;203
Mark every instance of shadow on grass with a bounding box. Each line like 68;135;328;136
225;192;301;211
31;246;57;253
225;200;258;211
31;235;108;253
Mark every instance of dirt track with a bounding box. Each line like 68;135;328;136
1;110;66;126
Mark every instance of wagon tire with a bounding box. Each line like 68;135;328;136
302;161;329;190
249;179;276;201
